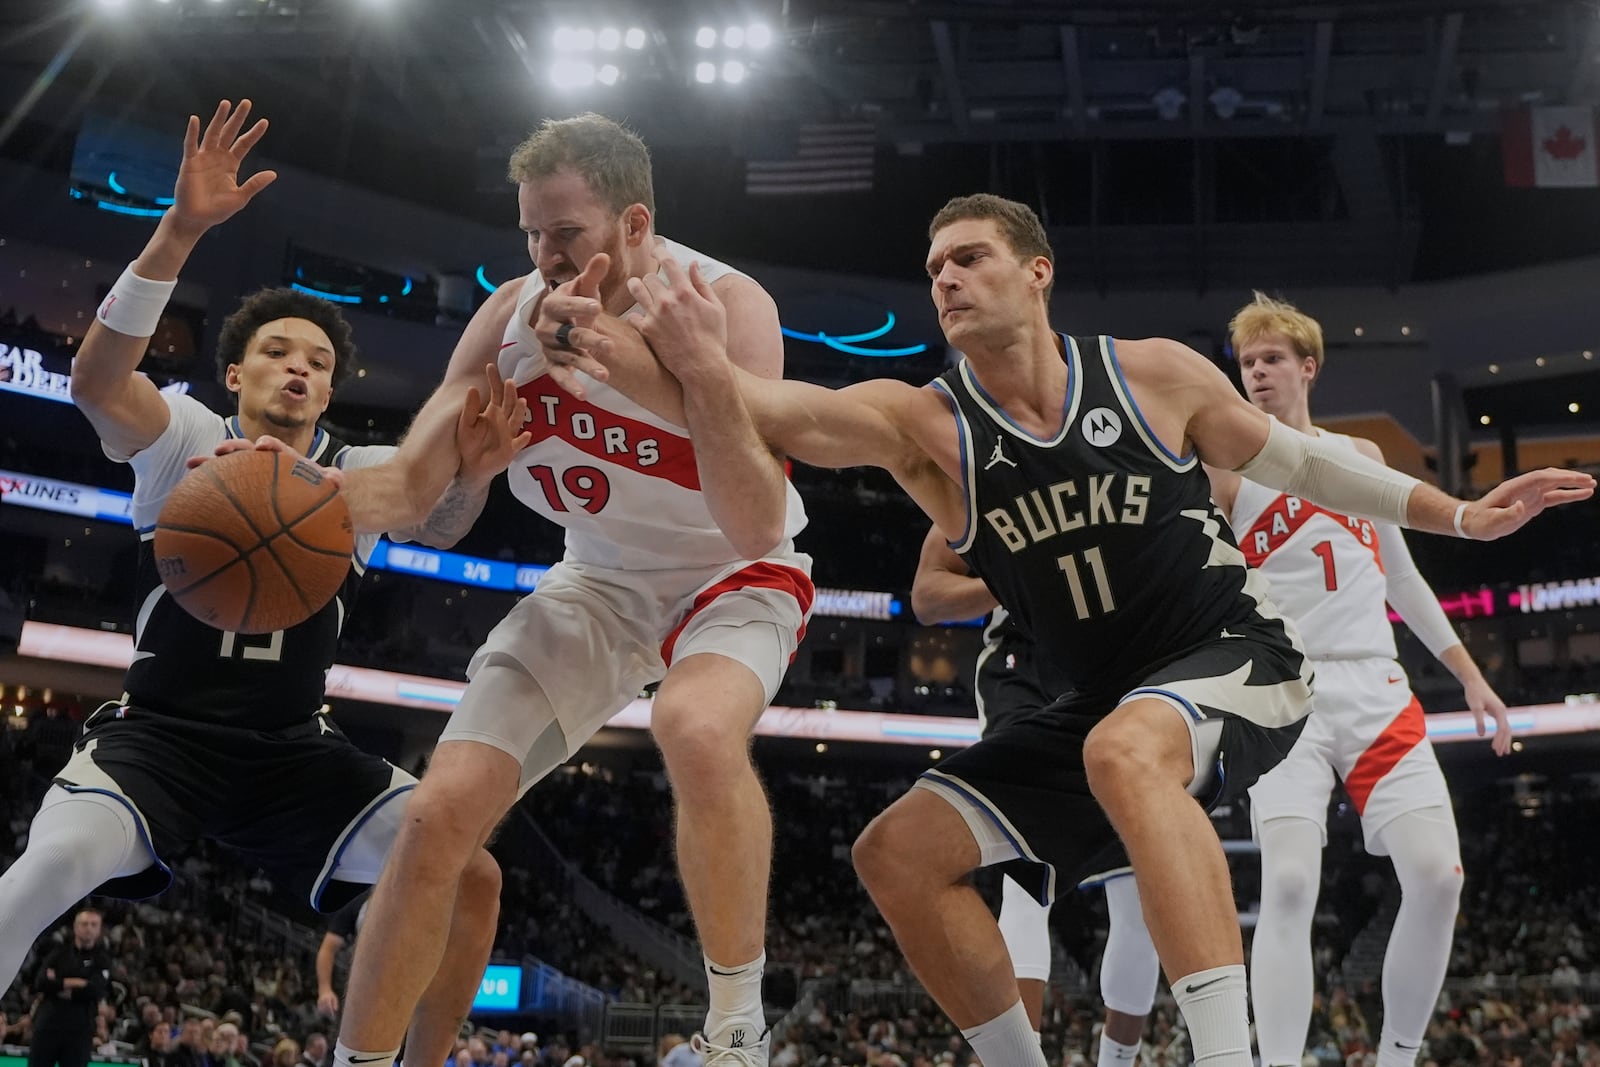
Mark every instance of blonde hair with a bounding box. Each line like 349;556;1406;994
507;113;654;216
1229;291;1324;378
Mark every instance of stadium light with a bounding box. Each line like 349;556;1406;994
550;60;597;88
624;26;647;49
695;26;717;48
747;22;773;48
723;25;746;48
597;64;621;85
694;61;717;84
596;26;621;50
722;59;747;84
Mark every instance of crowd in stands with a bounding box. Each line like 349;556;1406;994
6;708;1600;1067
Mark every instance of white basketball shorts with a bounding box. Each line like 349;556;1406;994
1249;656;1451;855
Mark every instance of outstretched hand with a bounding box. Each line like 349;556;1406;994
533;253;613;400
625;252;729;384
185;436;345;490
455;363;532;484
169;99;278;232
1459;467;1595;540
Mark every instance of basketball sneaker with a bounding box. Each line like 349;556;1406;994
691;1024;770;1067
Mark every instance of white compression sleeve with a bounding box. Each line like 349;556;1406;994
0;787;154;989
1377;523;1462;659
1235;419;1421;529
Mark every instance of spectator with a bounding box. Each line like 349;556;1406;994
300;1032;329;1067
27;908;110;1067
272;1039;302;1067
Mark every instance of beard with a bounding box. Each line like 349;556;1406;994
260;403;311;431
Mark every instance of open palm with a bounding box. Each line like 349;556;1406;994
1463;467;1595;540
170;99;278;231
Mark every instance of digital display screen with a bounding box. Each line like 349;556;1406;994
472;965;522;1012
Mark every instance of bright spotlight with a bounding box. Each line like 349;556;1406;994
747;22;773;48
695;26;717;48
597;63;621;85
551;60;597;89
721;59;746;83
96;0;128;8
552;26;578;50
723;25;746;48
624;26;647;49
597;27;621;50
572;27;596;50
694;61;717;84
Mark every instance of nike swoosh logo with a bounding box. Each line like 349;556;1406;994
499;341;519;351
1394;1044;1420;1052
1184;976;1228;994
1388;676;1403;684
349;1056;394;1064
706;965;744;977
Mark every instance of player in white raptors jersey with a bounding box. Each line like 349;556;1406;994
1210;292;1512;1067
334;115;811;1067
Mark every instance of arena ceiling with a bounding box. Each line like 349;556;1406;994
3;0;1600;288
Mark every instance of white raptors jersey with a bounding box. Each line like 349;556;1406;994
497;237;808;571
1230;430;1395;661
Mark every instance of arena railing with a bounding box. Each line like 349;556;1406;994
510;808;707;993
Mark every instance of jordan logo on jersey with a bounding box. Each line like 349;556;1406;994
1243;494;1378;568
985;438;1016;470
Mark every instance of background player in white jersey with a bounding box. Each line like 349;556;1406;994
910;529;1160;1067
1207;293;1512;1067
334;114;811;1067
534;191;1589;1067
0;101;527;1067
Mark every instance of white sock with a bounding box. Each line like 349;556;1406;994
333;1039;398;1067
961;1000;1048;1067
1097;1034;1140;1067
1172;965;1250;1067
704;952;765;1039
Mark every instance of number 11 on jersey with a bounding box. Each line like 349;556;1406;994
1057;546;1116;620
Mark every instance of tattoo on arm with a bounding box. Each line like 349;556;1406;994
404;477;491;546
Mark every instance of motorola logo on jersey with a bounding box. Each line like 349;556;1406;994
984;473;1151;553
1081;407;1123;448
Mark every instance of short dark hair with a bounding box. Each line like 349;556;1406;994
214;288;359;391
507;113;655;216
929;193;1056;302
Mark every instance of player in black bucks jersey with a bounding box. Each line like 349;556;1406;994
0;101;528;1067
530;192;1593;1067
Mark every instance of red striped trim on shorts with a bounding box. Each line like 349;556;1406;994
660;561;815;666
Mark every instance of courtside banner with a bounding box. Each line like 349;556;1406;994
18;621;1599;748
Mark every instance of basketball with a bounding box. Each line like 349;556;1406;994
152;449;355;634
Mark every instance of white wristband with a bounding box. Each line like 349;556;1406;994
1453;502;1469;538
96;265;177;339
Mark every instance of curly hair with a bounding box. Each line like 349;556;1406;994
213;288;359;390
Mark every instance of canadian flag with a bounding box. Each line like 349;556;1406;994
1503;105;1600;188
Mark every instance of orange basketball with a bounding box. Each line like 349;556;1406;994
153;449;355;634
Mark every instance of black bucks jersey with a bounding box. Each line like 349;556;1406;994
116;395;391;730
932;335;1303;711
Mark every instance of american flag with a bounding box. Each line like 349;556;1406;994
744;122;876;197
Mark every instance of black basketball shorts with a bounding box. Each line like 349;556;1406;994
916;621;1311;904
53;705;415;911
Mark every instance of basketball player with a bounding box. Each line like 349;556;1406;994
332;114;811;1067
534;192;1591;1067
0;101;527;1067
910;528;1158;1067
1210;292;1512;1067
